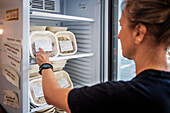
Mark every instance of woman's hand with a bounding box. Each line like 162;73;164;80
35;48;51;66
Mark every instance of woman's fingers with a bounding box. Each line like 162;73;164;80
35;48;51;66
39;48;46;54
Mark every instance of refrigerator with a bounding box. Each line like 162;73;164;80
0;0;118;113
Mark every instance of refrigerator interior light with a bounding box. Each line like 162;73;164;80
0;28;3;35
0;25;3;35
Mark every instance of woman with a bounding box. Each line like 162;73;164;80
35;0;170;113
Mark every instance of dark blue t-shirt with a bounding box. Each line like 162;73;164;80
68;69;170;113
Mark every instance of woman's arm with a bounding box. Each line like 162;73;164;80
35;48;72;113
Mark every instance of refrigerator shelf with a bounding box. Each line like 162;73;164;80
30;52;94;64
30;11;95;22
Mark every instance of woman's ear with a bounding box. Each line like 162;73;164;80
134;23;147;44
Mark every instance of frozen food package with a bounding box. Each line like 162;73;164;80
29;60;67;77
30;26;46;32
51;60;67;72
46;26;68;34
29;77;46;106
29;64;39;77
54;71;73;88
55;31;77;55
30;31;59;58
29;70;73;106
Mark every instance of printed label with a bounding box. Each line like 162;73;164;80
1;64;19;88
35;39;52;52
4;43;22;59
7;38;22;46
58;77;70;88
7;53;21;72
3;90;19;109
59;41;73;52
33;85;44;98
6;9;19;21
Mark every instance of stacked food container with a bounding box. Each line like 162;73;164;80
29;26;76;113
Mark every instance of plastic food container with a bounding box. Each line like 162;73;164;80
29;31;59;58
29;60;67;77
29;64;39;77
51;60;67;72
29;70;73;106
46;26;68;34
30;26;46;32
54;71;73;88
36;106;56;113
55;31;77;55
29;77;46;106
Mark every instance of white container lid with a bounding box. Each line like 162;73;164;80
30;26;46;32
55;31;77;56
46;26;68;34
29;31;59;58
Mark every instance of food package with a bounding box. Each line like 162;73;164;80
30;26;46;32
29;77;46;106
29;70;73;106
54;71;73;88
55;31;77;55
30;31;59;58
51;60;67;72
29;60;67;77
29;64;39;77
35;106;56;113
46;26;68;34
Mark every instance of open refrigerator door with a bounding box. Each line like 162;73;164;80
0;0;105;113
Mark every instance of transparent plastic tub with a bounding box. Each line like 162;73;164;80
46;26;68;34
29;31;59;58
55;31;77;56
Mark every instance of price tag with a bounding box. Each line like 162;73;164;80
35;39;52;52
58;77;70;88
59;41;73;52
33;85;44;99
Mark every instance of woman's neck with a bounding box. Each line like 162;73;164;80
134;46;168;75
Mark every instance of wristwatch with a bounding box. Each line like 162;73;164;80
39;63;53;75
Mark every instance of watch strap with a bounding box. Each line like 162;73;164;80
39;63;53;75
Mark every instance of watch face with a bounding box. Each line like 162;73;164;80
43;64;50;68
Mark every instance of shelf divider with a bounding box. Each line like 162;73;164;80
30;52;94;64
30;11;95;22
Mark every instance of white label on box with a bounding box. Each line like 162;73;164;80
35;39;52;52
1;64;19;88
33;85;44;98
59;41;73;52
58;77;70;88
3;90;19;109
4;43;22;59
7;54;21;72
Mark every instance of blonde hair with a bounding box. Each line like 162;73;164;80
122;0;170;48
